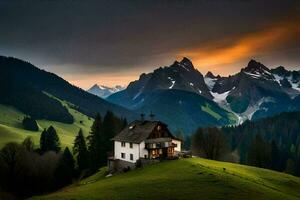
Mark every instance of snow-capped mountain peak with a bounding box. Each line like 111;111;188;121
123;57;213;100
271;66;300;94
204;71;219;90
87;84;125;98
241;59;274;80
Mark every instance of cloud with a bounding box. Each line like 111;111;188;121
177;15;300;75
0;0;299;87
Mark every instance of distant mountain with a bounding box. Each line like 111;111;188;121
108;58;237;134
108;58;300;132
210;60;300;121
204;71;220;90
271;66;300;96
112;57;212;104
0;56;136;123
111;89;236;134
87;84;125;98
108;57;212;107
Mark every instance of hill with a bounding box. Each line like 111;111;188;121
0;100;93;148
0;56;136;123
29;158;300;200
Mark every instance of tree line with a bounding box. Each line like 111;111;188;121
190;111;300;176
0;110;127;199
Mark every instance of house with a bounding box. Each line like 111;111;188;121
108;120;181;172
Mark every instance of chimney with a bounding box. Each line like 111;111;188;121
140;113;145;121
149;111;155;121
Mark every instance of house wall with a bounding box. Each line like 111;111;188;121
172;139;181;152
115;141;148;163
139;141;149;158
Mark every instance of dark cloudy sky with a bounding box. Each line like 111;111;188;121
1;0;300;89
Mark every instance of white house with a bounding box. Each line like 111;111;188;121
108;120;181;171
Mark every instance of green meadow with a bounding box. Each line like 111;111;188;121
0;102;93;148
30;157;300;200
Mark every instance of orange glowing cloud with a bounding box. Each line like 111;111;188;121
63;72;139;90
178;18;300;75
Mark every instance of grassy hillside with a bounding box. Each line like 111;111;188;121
30;158;300;200
0;102;93;148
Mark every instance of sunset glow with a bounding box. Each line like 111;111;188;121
178;18;300;75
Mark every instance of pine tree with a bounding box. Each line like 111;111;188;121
62;147;75;171
73;129;89;171
87;113;103;171
102;111;117;154
247;134;271;168
46;126;61;153
39;126;61;153
286;158;296;175
54;147;75;187
270;140;279;170
40;128;47;153
192;127;228;160
22;116;39;131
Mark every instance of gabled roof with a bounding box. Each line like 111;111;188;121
112;120;169;143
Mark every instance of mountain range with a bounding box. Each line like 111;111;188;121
108;57;300;133
0;55;299;135
87;84;125;98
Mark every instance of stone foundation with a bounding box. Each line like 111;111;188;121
108;159;136;173
108;158;161;173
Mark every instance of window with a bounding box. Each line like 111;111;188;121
121;142;126;147
130;154;133;161
121;153;125;159
130;142;133;148
157;125;161;131
159;149;163;154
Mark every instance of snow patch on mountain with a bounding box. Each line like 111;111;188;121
211;91;230;103
273;74;283;86
168;77;175;89
204;77;217;90
133;91;142;100
289;77;300;92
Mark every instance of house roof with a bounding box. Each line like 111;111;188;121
112;120;176;143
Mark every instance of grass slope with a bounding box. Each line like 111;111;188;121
0;102;93;148
30;158;300;200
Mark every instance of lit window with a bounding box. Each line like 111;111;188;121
157;125;161;131
129;125;135;130
121;153;125;159
121;142;126;147
130;142;133;148
130;154;133;160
